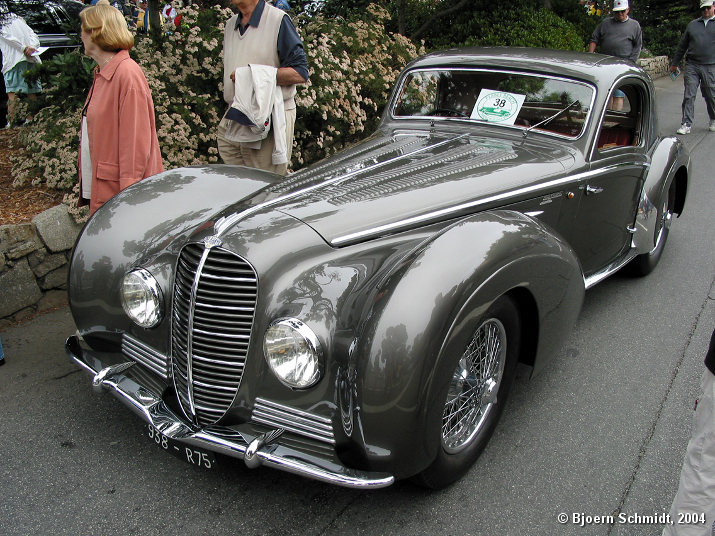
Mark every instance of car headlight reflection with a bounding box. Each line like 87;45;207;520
120;269;163;328
263;319;323;389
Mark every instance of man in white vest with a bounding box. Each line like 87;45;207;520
218;0;309;175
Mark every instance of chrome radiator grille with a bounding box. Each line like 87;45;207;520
171;243;258;426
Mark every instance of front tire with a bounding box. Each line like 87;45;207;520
414;296;521;489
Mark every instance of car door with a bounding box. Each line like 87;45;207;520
565;78;650;277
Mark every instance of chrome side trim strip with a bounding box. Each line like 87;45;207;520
66;336;394;489
122;335;169;379
252;397;335;445
583;249;637;289
214;133;469;235
331;164;642;246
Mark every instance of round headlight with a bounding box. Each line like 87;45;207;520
120;269;163;328
263;319;323;389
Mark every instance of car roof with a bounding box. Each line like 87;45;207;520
405;47;646;88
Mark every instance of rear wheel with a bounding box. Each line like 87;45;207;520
414;296;521;489
628;183;675;276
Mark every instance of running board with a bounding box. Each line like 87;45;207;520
583;250;637;289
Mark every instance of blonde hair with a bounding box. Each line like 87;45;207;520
80;4;134;52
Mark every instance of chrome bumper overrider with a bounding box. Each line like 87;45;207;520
65;336;394;489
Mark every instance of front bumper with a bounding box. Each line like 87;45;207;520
65;335;394;489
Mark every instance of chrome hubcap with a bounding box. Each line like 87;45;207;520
441;318;507;453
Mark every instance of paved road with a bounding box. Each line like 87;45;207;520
1;75;714;536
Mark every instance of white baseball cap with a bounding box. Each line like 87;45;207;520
700;0;714;8
613;0;629;11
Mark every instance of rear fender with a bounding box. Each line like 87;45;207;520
634;138;689;254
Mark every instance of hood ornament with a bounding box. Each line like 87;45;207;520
203;235;223;249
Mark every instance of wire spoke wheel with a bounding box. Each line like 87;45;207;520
441;318;507;453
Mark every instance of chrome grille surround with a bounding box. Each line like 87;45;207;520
122;334;170;379
252;397;335;445
171;242;258;426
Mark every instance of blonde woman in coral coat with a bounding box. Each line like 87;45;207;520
78;4;163;214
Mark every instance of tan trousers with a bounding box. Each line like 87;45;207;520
217;107;296;176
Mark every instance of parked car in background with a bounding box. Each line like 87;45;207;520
0;0;84;123
66;48;690;490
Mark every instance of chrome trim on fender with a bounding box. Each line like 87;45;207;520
65;336;394;489
252;398;335;445
122;335;170;379
213;134;469;236
583;249;637;289
331;164;643;246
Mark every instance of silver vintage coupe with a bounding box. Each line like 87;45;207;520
66;48;689;489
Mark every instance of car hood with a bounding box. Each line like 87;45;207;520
247;130;575;246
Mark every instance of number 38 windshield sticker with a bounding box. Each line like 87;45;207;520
471;89;526;125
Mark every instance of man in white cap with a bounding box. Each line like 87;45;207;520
588;0;642;63
670;0;715;135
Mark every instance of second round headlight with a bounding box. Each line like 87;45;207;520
120;268;163;328
263;319;323;389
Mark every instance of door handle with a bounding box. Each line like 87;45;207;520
585;184;603;195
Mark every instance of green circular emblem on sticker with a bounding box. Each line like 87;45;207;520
476;92;519;122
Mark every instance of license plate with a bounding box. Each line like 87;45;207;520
147;425;216;469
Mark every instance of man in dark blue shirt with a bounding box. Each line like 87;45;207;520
218;0;309;175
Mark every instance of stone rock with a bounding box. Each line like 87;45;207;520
11;306;37;323
37;290;69;312
32;205;83;253
40;265;69;290
0;223;43;259
27;249;48;269
637;56;670;79
32;253;67;278
0;259;42;317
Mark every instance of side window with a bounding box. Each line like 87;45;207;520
597;82;644;151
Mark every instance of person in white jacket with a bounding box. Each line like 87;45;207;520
0;13;41;126
218;0;308;176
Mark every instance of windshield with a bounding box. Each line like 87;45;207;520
392;68;595;139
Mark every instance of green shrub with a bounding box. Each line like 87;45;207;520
293;4;424;165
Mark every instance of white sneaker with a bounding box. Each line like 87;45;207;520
709;120;715;132
676;124;691;135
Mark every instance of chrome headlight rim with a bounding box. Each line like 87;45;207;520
120;268;163;328
263;318;323;390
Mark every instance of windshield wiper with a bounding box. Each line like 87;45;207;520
522;100;581;138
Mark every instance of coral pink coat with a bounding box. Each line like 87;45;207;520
79;50;163;214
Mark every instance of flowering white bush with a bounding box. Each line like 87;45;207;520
10;3;423;222
293;4;424;165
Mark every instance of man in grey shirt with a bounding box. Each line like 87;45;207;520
588;0;642;63
670;0;715;135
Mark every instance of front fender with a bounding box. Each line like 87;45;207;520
634;137;689;253
345;210;584;478
68;165;279;351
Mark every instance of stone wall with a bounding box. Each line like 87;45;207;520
0;205;83;327
638;56;670;79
